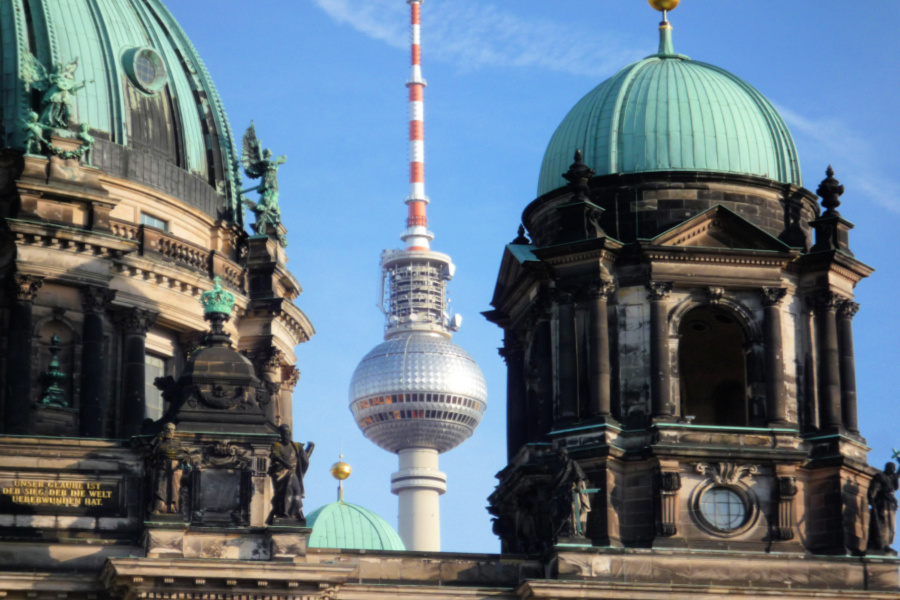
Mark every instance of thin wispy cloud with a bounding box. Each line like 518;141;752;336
777;104;899;214
310;0;642;79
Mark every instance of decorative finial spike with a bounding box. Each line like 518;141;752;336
816;164;845;216
511;224;530;245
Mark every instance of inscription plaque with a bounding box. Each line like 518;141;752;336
0;478;120;516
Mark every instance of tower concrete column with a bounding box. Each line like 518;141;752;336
761;287;789;426
80;285;116;438
813;292;842;431
4;274;43;435
500;332;526;461
648;282;674;420
837;300;860;434
587;281;614;419
115;307;157;436
391;447;447;551
555;290;578;422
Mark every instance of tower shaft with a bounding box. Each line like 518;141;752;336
391;448;446;551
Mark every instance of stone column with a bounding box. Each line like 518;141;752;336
280;364;300;430
812;292;842;431
761;287;789;426
80;286;116;438
4;274;43;434
115;308;157;437
648;282;674;420
837;300;860;434
587;282;615;419
555;290;578;422
500;333;526;460
260;349;282;426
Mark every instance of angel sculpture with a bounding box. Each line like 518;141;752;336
22;54;90;130
241;122;287;247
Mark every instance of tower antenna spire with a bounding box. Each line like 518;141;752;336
403;0;432;252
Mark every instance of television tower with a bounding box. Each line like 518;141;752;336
349;0;487;552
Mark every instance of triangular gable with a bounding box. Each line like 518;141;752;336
490;243;540;308
651;205;792;251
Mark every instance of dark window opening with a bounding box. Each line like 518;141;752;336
679;306;748;426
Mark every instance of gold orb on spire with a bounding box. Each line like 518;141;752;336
331;460;352;480
648;0;679;11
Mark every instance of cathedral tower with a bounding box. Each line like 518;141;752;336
486;5;885;573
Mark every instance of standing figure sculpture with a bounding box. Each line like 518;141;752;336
22;54;89;130
550;448;592;538
268;424;314;523
77;123;95;166
868;455;900;554
241;121;287;247
21;111;48;155
145;423;192;516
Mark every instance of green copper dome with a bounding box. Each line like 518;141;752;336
537;24;802;197
307;501;405;551
1;0;242;223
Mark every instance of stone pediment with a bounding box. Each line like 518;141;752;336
652;205;792;252
489;243;540;309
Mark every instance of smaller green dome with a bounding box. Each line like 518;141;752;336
307;501;405;551
537;23;802;196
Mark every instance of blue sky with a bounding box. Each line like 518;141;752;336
166;1;900;553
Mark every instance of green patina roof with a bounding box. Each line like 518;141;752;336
1;0;242;223
537;25;802;197
307;501;405;551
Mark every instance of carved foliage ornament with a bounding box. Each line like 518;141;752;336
10;273;43;302
760;287;788;307
647;281;673;302
81;285;116;313
695;462;759;485
115;307;158;335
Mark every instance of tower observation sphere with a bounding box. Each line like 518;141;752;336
348;0;486;552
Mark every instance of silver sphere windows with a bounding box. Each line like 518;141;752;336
124;47;167;94
698;487;747;532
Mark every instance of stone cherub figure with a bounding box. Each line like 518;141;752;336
21;111;48;155
267;424;314;523
77;123;95;166
868;451;900;554
241;121;287;247
145;422;192;516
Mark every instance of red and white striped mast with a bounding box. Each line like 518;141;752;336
403;0;432;252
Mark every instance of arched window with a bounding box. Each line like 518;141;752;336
678;306;748;426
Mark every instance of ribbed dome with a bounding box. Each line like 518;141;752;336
307;501;405;551
1;0;242;222
537;26;802;196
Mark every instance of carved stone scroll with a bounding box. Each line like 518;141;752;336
658;471;682;537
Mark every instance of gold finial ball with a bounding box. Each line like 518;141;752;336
648;0;679;11
330;460;352;481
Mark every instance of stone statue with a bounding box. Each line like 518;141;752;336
77;123;95;166
20;111;48;155
550;448;592;538
267;424;314;523
22;53;90;130
241;121;287;247
145;423;192;516
868;456;900;554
